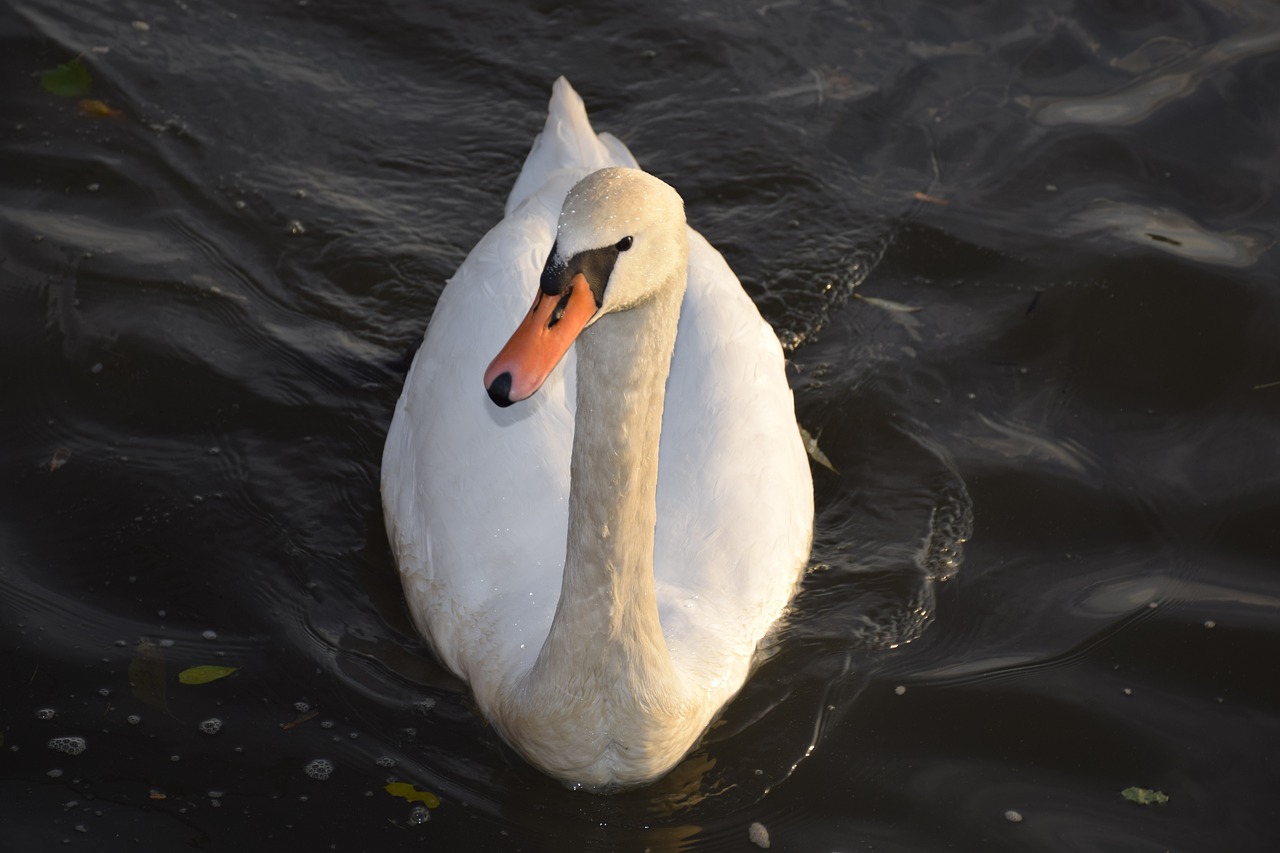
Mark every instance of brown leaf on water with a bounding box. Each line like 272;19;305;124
281;709;319;730
78;99;123;118
129;639;168;712
49;447;71;472
913;190;950;206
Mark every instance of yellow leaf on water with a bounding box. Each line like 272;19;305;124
78;99;123;118
384;782;440;808
799;425;839;474
178;665;238;685
1121;786;1169;805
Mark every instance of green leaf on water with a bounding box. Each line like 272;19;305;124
178;665;239;685
384;782;440;808
1121;786;1169;805
40;59;92;97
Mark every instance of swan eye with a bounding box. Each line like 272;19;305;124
615;236;633;252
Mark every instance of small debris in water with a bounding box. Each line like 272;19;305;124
1204;620;1216;629
49;448;71;472
748;821;771;849
282;709;319;730
201;630;218;640
286;220;305;236
1004;809;1023;823
1122;688;1132;696
132;20;151;31
894;685;906;696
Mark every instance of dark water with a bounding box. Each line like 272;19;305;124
3;0;1280;849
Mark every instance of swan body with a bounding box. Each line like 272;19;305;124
381;78;813;788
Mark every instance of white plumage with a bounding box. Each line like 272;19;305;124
381;78;813;788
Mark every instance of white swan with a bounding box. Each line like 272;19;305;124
381;78;813;789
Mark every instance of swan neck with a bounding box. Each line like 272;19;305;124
537;283;683;678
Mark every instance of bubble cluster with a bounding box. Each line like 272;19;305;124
375;756;396;768
294;701;311;713
127;715;141;725
48;736;87;755
304;758;333;780
408;805;430;826
199;718;223;735
35;708;56;720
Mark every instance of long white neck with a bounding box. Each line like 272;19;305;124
542;285;680;680
501;277;704;787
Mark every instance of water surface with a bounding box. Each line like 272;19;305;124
3;0;1279;849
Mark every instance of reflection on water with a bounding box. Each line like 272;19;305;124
3;0;1280;849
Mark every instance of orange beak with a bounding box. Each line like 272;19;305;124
484;273;598;407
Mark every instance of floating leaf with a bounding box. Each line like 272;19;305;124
384;782;440;808
178;665;238;685
78;99;122;118
129;639;168;711
1121;786;1169;805
798;425;839;474
40;59;92;97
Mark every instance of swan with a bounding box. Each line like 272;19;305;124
381;78;813;789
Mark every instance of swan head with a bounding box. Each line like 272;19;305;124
484;167;688;407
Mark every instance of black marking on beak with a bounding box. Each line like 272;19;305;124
539;239;625;310
487;372;514;407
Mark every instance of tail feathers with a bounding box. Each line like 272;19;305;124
505;77;640;217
